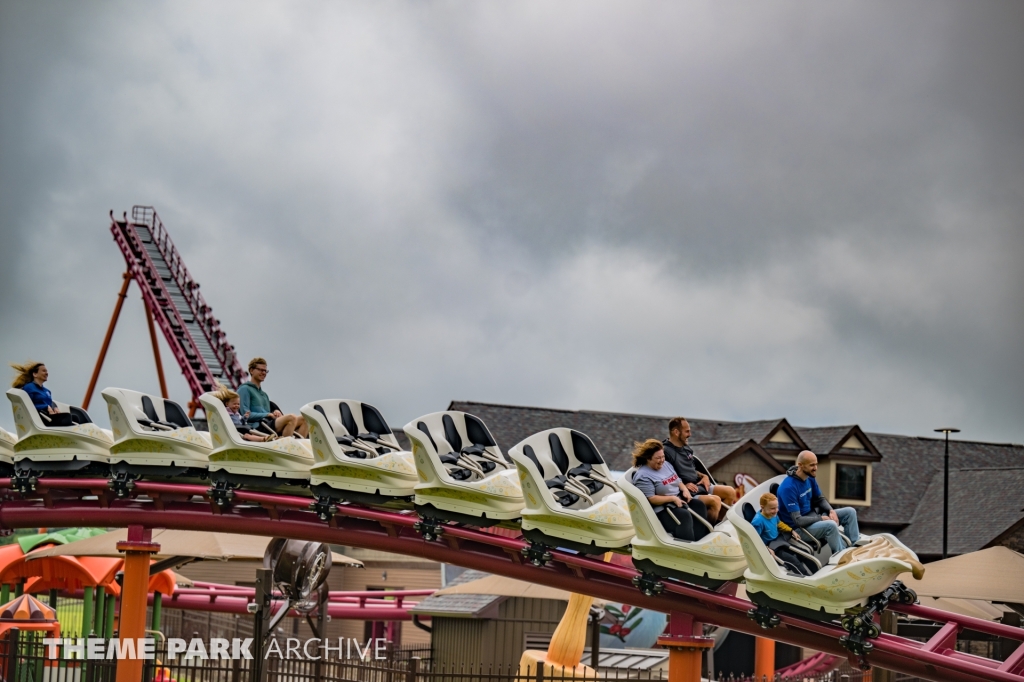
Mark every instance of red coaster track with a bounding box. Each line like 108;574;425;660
2;479;1021;682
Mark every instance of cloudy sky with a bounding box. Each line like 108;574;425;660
1;1;1021;444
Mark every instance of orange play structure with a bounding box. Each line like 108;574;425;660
0;594;60;639
0;540;178;598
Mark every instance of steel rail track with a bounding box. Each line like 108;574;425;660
2;478;1021;682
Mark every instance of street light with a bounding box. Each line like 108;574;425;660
934;427;961;560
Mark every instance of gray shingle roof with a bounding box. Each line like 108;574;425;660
858;434;1024;529
447;401;787;470
897;466;1024;556
794;425;880;460
797;426;858;454
686;440;753;467
408;569;501;617
699;419;785;444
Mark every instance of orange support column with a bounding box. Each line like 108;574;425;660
116;526;160;682
658;611;714;682
83;272;132;410
754;636;775;680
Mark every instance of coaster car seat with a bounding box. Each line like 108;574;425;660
509;428;632;554
619;467;745;588
6;388;112;473
102;387;211;476
404;411;522;525
727;475;924;620
200;392;313;487
303;399;417;502
0;427;16;475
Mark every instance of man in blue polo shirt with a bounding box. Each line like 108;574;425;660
776;450;861;553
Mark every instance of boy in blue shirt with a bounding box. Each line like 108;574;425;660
753;492;812;576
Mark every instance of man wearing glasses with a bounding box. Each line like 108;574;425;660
237;357;308;438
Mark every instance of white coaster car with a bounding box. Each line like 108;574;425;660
6;388;112;477
0;427;16;476
619;467;746;588
404;411;522;526
103;388;212;478
303;399;417;507
728;475;923;621
199;393;313;493
509;428;633;554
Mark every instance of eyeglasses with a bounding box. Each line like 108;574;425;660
252;367;268;374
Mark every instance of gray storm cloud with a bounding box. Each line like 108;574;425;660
1;0;1021;443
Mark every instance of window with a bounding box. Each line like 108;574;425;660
835;464;867;501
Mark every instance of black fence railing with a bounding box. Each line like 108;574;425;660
0;630;870;682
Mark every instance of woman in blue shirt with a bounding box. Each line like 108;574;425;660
10;361;80;426
10;361;57;413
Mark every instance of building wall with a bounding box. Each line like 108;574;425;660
431;617;485;670
431;597;567;670
177;559;264;585
331;548;441;647
176;550;441;647
711;451;780;489
481;597;566;670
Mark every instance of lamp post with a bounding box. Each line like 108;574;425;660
934;428;960;560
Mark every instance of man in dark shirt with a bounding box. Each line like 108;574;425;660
662;417;738;523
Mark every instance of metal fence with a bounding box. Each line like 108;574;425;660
0;631;868;682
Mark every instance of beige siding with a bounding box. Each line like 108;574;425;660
432;618;485;670
432;597;567;670
827;459;872;507
711;451;780;488
177;559;264;586
332;566;441;646
177;557;440;647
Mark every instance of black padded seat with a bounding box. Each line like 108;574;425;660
163;400;191;428
549;433;569;474
743;503;757;523
314;404;330;425
545;474;567;489
142;395;160;423
360;403;390;438
340;403;359;436
569;431;603;464
465;414;497;448
522;431;613;508
417;422;438;451
137;395;185;430
442;414;463;452
553;491;580;507
522;444;544;473
69;406;92;424
434;413;505;480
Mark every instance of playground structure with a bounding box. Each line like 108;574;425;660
3;206;1024;682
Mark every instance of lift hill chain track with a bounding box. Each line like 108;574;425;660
1;478;1022;682
110;206;246;402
